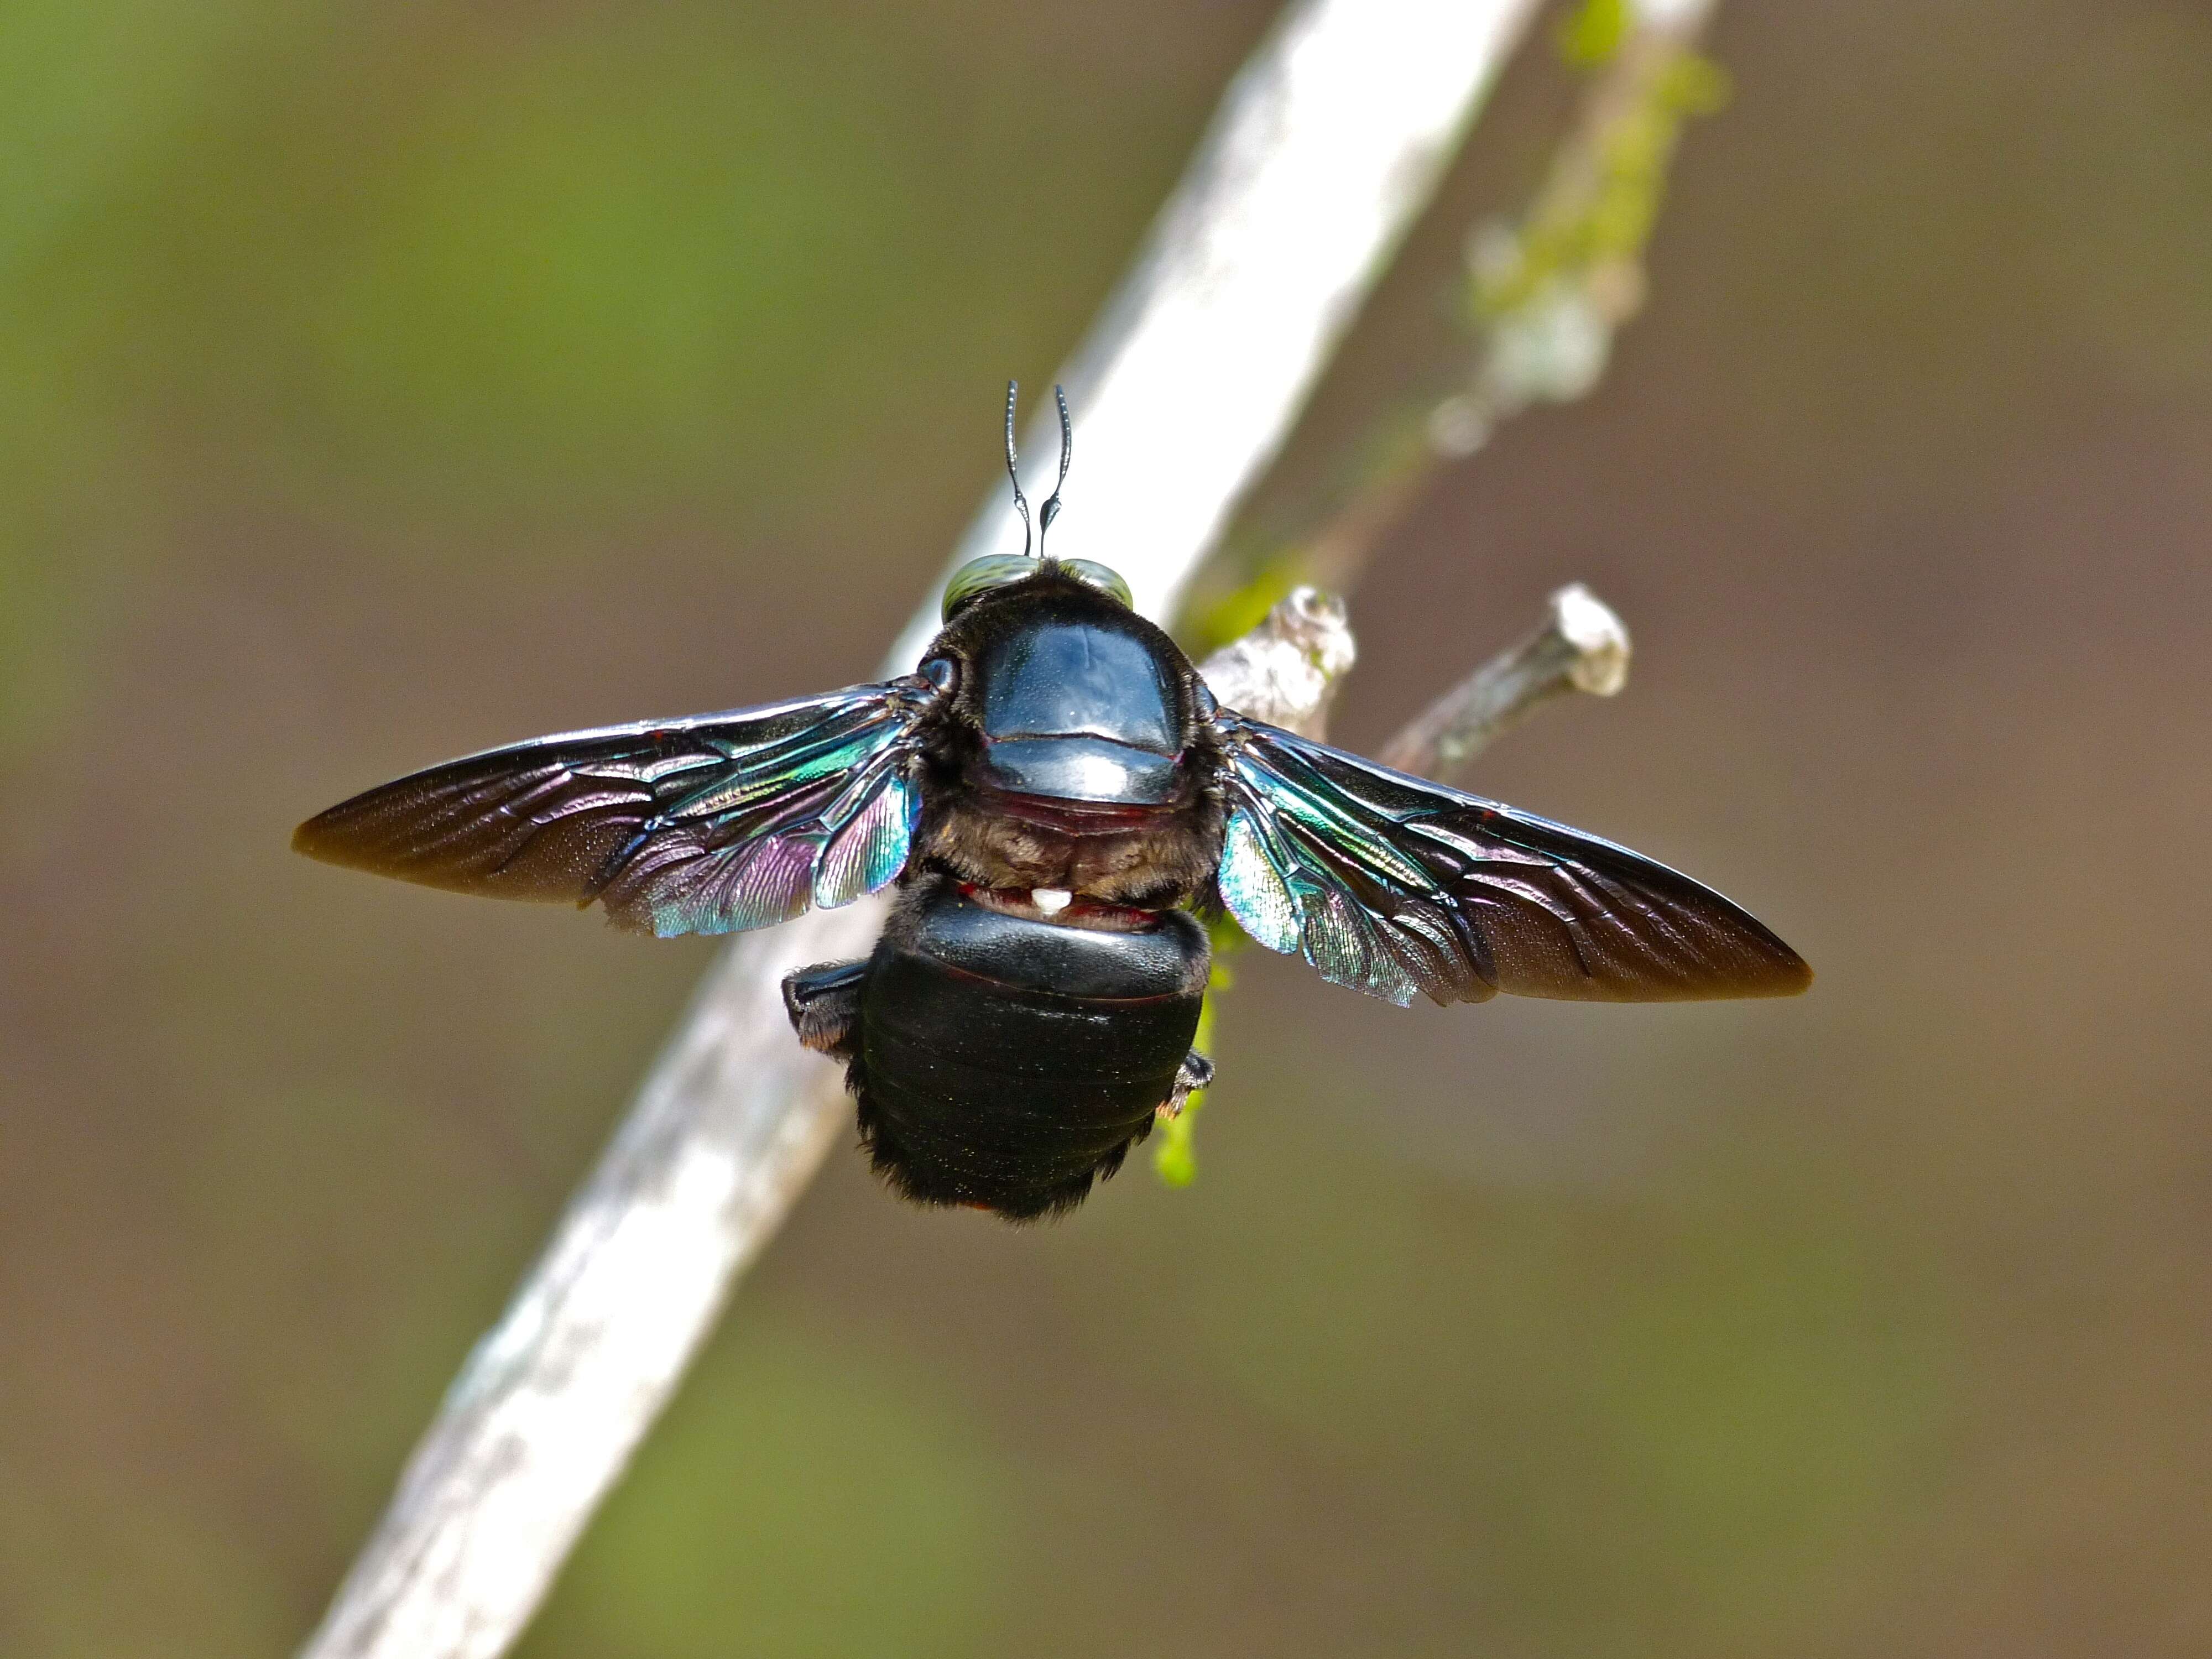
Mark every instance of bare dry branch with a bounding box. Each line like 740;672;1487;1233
1378;582;1631;780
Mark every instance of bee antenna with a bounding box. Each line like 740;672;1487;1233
1003;379;1034;561
1037;384;1072;554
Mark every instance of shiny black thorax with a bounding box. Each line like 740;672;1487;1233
789;568;1222;1219
910;570;1226;910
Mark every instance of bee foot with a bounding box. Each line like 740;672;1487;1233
1159;1049;1215;1119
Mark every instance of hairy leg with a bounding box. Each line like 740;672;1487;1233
780;959;868;1060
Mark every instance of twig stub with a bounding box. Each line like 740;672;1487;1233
1197;586;1357;735
1377;582;1630;780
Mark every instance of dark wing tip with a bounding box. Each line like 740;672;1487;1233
1723;932;1814;999
1672;877;1812;999
291;785;438;878
1583;872;1817;1003
291;800;368;868
1763;930;1814;995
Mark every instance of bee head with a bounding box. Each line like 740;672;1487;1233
940;553;1131;620
937;379;1131;623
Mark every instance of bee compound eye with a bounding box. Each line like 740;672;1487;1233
920;654;959;694
1057;559;1134;609
941;554;1039;620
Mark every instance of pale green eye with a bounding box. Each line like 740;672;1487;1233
941;556;1040;620
1057;559;1134;609
940;555;1135;620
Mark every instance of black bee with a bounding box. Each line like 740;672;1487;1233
296;385;1809;1220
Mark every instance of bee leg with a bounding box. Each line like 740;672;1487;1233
781;959;868;1060
1158;1050;1215;1120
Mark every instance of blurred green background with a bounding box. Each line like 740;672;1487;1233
4;1;2209;1654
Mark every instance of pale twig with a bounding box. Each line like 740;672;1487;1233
1377;582;1630;780
297;4;1543;1656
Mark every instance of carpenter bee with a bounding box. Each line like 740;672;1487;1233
296;385;1809;1219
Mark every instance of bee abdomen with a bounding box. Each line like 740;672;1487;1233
856;889;1207;1220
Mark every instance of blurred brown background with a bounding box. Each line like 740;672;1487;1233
4;1;2209;1654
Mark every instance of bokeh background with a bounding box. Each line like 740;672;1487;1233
6;1;2209;1654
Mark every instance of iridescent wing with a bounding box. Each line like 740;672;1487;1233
1212;713;1811;1006
294;680;934;938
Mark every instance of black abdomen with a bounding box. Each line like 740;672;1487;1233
857;888;1207;1219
